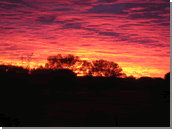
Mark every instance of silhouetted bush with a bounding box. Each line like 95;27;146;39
137;76;154;81
30;68;52;75
0;64;9;71
53;69;77;78
165;72;170;80
135;77;154;88
164;72;170;92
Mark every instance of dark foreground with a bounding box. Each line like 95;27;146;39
0;75;170;127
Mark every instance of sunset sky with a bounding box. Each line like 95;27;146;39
0;0;170;79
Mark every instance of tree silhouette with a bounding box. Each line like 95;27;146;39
26;52;34;69
77;60;93;76
164;72;170;91
164;72;170;80
20;54;24;66
76;59;126;77
46;54;62;69
45;54;81;70
89;59;126;77
44;54;126;78
34;58;39;69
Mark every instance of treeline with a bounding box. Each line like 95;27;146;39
1;53;127;77
1;53;169;78
0;53;170;93
0;63;170;91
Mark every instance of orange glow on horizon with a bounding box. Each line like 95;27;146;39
0;57;169;79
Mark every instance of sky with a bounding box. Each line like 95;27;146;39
0;0;170;79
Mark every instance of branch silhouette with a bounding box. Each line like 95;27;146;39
45;54;126;78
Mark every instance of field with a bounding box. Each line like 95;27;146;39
0;82;170;127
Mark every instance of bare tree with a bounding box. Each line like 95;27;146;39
34;58;39;69
20;54;24;67
11;57;13;65
26;52;34;69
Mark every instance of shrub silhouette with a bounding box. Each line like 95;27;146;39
165;72;170;80
164;72;170;92
50;68;77;78
137;76;154;81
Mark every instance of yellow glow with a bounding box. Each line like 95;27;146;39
0;55;169;79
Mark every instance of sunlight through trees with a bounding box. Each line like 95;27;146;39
45;54;126;78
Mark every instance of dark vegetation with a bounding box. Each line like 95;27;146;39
0;53;170;127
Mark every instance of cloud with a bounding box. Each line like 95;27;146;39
98;31;120;37
151;54;170;57
0;2;23;9
2;27;16;29
35;15;57;24
101;0;169;4
51;8;72;11
69;0;97;5
125;3;170;20
158;23;170;26
5;45;18;50
81;44;93;46
62;23;82;29
42;37;57;40
0;0;30;9
50;42;58;44
83;3;128;14
54;21;66;24
16;10;33;14
0;0;25;4
128;39;159;44
95;51;120;55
